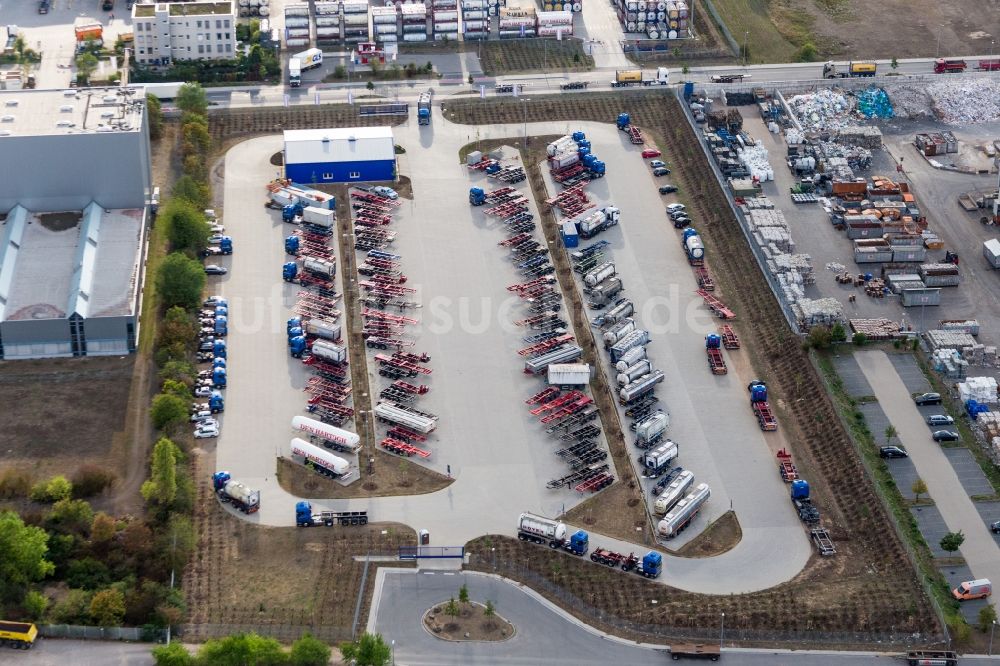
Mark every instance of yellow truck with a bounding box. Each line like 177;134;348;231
822;61;877;78
0;621;38;649
611;67;670;88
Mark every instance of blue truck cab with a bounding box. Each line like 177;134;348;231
219;236;233;255
209;390;225;413
638;551;662;578
469;187;486;206
565;529;589;556
287;316;303;334
282;203;304;223
213;339;227;359
283;262;298;282
214;316;228;336
296;501;314;526
616;112;631;130
290;335;308;358
212;367;227;388
285;235;300;255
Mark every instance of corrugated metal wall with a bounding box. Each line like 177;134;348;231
285;159;396;184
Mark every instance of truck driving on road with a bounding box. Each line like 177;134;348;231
822;61;876;78
611;67;669;88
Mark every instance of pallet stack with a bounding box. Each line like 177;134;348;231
791;297;843;331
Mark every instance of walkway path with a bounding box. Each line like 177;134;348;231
857;350;1000;611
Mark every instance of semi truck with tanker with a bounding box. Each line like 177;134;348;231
611;67;669;87
212;471;260;514
619;370;663;405
640;439;678;477
517;512;589;555
657;482;711;538
291;415;362;454
290;437;352;478
822;60;877;78
654;469;694;514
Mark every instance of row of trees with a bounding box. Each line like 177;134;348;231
153;632;332;666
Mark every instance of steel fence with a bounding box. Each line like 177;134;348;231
38;624;153;642
177;623;352;644
481;558;945;647
672;87;801;334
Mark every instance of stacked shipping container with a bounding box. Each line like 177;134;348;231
343;0;371;43
314;1;341;47
285;2;311;47
461;0;489;39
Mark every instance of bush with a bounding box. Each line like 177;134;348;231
796;42;819;62
30;475;73;503
65;557;113;590
90;587;126;627
0;468;33;499
806;326;832;350
156;252;206;310
51;589;92;624
852;332;868;346
290;633;331;666
46;498;95;536
72;465;116;498
23;590;49;620
151;393;189;431
152;642;195;666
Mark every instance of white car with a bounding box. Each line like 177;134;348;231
193;386;213;398
194;424;220;439
373;186;398;200
194;417;219;429
209;223;225;233
666;203;686;213
207;234;225;244
190;410;212;422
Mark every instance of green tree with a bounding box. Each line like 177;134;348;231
75;52;99;82
911;478;927;502
830;321;847;343
806;325;832;350
146;94;164;141
483;599;497;628
0;511;54;601
334;65;347;79
91;512;117;545
175;83;209;116
158;513;197;572
151;393;189;430
163;199;211;253
852;332;868;346
157;252;206;310
339;632;392;666
158;306;198;349
172;175;211;209
89;587;126;626
152;642;195;666
444;597;459;617
458;584;469;603
366;80;375;91
884;424;898;446
161;378;192;399
30;475;74;502
196;632;287;666
182;121;212;157
890;57;899;70
23;590;49;620
796;42;818;62
289;633;331;666
979;604;998;632
940;530;965;553
47;498;95;535
141;437;180;506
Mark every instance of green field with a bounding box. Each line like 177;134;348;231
709;0;812;63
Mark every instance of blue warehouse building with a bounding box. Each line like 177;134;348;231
283;127;396;184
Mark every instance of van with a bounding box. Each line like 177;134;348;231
952;578;991;601
927;414;954;426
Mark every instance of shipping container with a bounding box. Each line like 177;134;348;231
902;288;941;307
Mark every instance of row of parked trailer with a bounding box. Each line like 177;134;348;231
468;166;615;492
349;187;440;460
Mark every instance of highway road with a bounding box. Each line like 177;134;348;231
195;56;1000;111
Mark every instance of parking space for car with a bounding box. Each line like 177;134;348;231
910;504;950;557
885;456;921;501
888;354;932;395
858;401;891;439
830;354;874;399
975;502;1000;541
938;564;990;623
943;448;995;498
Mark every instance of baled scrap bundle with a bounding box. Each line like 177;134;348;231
957;376;999;404
794;297;844;330
836;126;883;150
787;88;854;130
737;144;773;181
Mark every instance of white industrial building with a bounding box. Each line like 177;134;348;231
132;0;237;66
283;127;397;184
0;88;151;359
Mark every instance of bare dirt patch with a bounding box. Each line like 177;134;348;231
0;356;134;480
277;455;453;499
423;601;515;642
670;510;742;558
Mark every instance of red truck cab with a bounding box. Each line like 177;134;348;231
934;58;967;73
978;59;1000;71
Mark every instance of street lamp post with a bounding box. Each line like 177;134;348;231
936;32;941;58
743;31;749;66
720;612;725;648
991;620;997;655
391;639;396;665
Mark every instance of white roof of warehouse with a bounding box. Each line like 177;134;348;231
284;127;395;164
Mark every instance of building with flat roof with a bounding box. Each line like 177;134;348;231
0;87;151;359
283;127;396;184
132;1;237;66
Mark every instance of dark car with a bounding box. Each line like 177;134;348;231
879;446;908;459
932;430;959;442
914;392;942;406
38;0;49;12
991;521;1000;534
672;216;691;229
652;167;671;177
204;265;228;275
658;185;678;195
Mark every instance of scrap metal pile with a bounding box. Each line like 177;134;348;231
884;78;1000;124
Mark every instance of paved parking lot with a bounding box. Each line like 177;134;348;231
888;354;932;395
830;353;874;398
944;448;995;498
884;455;920;500
910;504;950;557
